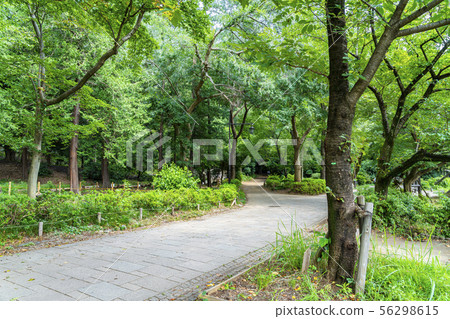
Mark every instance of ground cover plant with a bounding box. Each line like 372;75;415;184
210;227;449;301
356;186;450;240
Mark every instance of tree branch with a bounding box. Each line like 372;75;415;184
44;9;146;107
397;19;450;37
398;0;445;27
368;85;390;135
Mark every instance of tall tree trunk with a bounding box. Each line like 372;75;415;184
207;168;211;187
158;114;164;170
229;138;237;180
374;136;395;196
27;107;44;199
102;156;110;188
69;102;80;194
22;147;28;180
325;0;358;282
293;143;302;183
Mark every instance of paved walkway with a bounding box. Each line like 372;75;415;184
0;179;327;301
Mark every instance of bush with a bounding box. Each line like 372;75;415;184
0;185;239;239
152;163;200;190
356;170;372;185
230;178;241;188
357;187;450;239
265;175;283;190
290;178;326;195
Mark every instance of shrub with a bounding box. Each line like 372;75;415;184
0;184;239;239
230;178;241;188
152;163;200;190
290;178;326;195
357;187;450;239
265;175;283;190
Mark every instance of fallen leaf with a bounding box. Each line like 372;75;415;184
28;278;35;281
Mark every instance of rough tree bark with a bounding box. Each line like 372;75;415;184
69;102;80;194
291;114;313;182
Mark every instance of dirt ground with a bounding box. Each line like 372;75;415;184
0;161;71;185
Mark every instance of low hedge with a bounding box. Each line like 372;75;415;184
265;175;325;195
290;178;326;195
0;185;239;239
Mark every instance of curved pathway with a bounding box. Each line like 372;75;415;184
0;179;327;301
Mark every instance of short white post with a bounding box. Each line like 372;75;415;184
98;212;102;224
38;222;43;238
139;208;143;221
218;201;221;208
197;204;200;211
355;202;374;295
301;248;312;273
8;182;12;196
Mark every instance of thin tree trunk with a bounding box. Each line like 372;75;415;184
22;147;28;180
229;138;237;180
27;107;44;199
102;156;110;188
293;143;302;183
4;145;15;162
375;136;395;196
69;102;80;193
158;114;164;170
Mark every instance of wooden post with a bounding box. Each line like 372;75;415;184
37;182;40;194
172;206;175;215
38;222;43;238
98;212;102;224
79;182;82;192
231;198;237;206
58;182;62;194
139;208;143;221
218;201;221;208
301;248;312;273
355;202;374;295
137;183;140;190
96;182;99;188
8;181;11;196
197;204;200;211
111;183;114;191
357;196;365;235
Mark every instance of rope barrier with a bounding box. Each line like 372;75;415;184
0;198;240;232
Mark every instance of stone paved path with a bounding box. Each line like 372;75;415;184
0;179;327;301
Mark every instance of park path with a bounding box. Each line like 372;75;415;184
0;179;327;301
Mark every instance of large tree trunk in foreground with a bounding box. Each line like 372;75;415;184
325;0;358;282
69;102;80;194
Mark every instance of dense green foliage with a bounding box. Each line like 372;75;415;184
357;187;450;240
265;175;325;195
152;164;200;190
0;184;238;239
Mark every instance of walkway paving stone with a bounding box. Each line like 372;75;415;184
0;179;327;301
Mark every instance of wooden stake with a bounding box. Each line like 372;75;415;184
139;208;143;221
98;212;102;224
8;181;11;196
79;182;82;192
96;182;99;188
197;204;200;211
111;183;114;191
137;183;140;190
355;202;374;296
172;206;175;215
38;222;43;238
218;201;221;208
37;182;40;194
58;182;61;194
301;248;312;273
